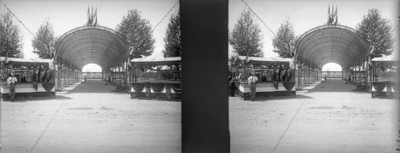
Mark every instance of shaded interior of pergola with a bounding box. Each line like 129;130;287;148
55;26;128;71
296;25;368;71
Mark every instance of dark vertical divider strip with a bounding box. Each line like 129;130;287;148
397;3;400;150
181;0;230;152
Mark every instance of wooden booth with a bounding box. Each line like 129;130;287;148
1;57;56;100
230;56;296;100
370;56;398;98
129;56;181;100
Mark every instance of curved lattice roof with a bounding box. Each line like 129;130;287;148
55;25;128;70
296;25;369;70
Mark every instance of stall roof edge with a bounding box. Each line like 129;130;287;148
130;56;181;63
0;57;52;64
236;56;292;64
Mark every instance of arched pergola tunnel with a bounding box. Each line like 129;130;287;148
54;25;129;90
294;25;369;89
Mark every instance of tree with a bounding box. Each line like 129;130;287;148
116;10;155;58
356;9;393;57
0;11;23;58
32;20;56;59
272;20;297;58
229;9;263;57
163;12;181;57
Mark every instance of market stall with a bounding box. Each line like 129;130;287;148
230;56;296;100
129;56;181;100
370;55;398;98
1;57;56;100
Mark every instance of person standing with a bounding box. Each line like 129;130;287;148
247;72;258;101
229;75;237;97
7;73;18;102
32;69;39;90
228;75;232;96
348;74;351;82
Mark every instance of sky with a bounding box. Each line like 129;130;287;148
229;0;399;68
0;0;178;71
1;0;398;71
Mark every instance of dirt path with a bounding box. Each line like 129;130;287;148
2;80;181;153
230;80;398;153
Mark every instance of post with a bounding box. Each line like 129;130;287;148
112;68;115;83
55;65;59;90
59;66;63;90
303;66;306;85
294;61;298;89
310;67;312;83
0;63;4;151
68;68;71;85
119;65;124;86
181;0;230;151
371;61;375;81
119;66;121;85
297;64;301;89
125;61;128;88
0;81;2;152
366;56;370;88
359;65;361;84
351;67;353;83
342;69;344;79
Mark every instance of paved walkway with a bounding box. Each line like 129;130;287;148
1;80;181;153
230;79;399;153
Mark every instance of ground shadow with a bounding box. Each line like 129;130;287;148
67;79;117;94
230;93;313;102
307;79;360;93
253;94;313;101
6;94;72;103
372;95;400;100
131;97;181;102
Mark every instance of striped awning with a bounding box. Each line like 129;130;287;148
236;56;291;65
131;56;181;65
372;54;398;62
0;57;52;65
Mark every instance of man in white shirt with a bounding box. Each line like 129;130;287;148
247;72;258;101
7;73;18;102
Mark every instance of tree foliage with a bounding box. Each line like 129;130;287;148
272;20;297;58
32;20;56;59
163;12;181;57
356;9;393;57
116;10;155;58
229;9;263;57
0;11;23;58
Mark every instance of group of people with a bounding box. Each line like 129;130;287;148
230;67;294;101
33;67;54;83
229;72;259;101
6;72;30;83
228;74;241;97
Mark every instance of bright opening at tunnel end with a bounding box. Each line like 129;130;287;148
322;62;342;71
82;63;102;72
